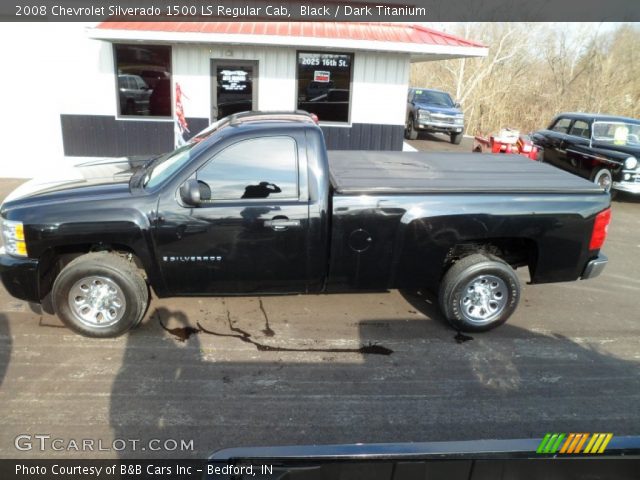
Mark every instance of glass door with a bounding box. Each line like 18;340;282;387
211;59;258;121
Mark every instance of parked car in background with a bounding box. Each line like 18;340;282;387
117;74;152;115
405;88;465;144
532;113;640;196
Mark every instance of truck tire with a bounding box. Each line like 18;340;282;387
405;115;418;140
439;254;520;332
450;132;463;145
51;252;149;338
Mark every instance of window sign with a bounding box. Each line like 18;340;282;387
314;71;331;83
220;70;249;92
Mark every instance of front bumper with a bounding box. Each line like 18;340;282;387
417;120;463;133
0;246;40;302
581;253;608;280
612;181;640;194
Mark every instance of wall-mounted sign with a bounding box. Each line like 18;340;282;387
314;70;331;82
220;69;249;91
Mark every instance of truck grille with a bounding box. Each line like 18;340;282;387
431;114;455;124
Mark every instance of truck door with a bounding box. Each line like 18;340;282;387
153;135;309;295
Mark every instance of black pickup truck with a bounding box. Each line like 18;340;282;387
0;111;611;337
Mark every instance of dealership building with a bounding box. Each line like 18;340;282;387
1;22;486;178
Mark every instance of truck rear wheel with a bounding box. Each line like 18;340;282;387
51;252;149;338
439;254;520;332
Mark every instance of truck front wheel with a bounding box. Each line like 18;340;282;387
405;115;418;140
51;252;149;338
450;132;464;145
439;254;520;332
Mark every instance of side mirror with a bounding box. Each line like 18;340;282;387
454;102;461;108
180;179;201;206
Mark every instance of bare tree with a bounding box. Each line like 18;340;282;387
411;23;640;136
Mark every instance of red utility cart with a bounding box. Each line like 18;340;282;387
473;128;539;160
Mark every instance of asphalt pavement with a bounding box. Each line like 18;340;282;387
0;147;639;459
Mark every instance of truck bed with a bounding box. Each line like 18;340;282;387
328;151;603;194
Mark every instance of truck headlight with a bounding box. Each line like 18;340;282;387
418;110;431;121
624;156;638;170
454;116;464;125
1;219;27;257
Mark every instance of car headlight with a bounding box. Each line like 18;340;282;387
624;156;638;170
454;115;464;125
418;110;431;121
1;219;27;257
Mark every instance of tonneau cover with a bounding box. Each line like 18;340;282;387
328;151;604;194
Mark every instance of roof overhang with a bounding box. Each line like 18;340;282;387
88;23;488;60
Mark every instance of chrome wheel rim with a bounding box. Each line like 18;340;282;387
68;276;126;328
596;172;612;192
459;275;508;325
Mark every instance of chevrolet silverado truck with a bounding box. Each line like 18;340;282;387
405;88;465;144
0;111;611;338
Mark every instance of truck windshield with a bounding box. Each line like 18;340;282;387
592;121;640;146
413;90;454;107
143;143;195;189
143;118;226;189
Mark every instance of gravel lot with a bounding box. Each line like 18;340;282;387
0;143;638;459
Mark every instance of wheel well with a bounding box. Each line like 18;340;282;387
444;238;538;277
39;244;147;300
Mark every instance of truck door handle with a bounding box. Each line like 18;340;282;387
264;218;300;231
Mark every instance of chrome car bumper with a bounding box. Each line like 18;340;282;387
581;253;608;280
417;120;463;132
613;181;640;194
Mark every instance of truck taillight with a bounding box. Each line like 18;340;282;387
589;208;611;250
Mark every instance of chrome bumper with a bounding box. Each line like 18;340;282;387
417;120;463;132
581;253;608;280
612;181;640;194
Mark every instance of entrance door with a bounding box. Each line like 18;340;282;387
211;59;258;121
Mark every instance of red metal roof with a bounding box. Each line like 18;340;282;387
96;22;485;48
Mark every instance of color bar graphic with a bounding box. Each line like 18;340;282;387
537;433;613;454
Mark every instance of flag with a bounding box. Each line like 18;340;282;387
174;83;190;148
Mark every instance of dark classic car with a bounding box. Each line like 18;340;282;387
533;113;640;196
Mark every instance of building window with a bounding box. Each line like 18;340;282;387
296;51;352;123
114;44;172;117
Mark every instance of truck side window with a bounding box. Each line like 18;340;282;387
197;136;298;200
550;118;571;134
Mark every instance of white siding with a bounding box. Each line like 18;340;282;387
173;45;408;126
173;44;297;120
351;51;410;126
0;22;106;178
